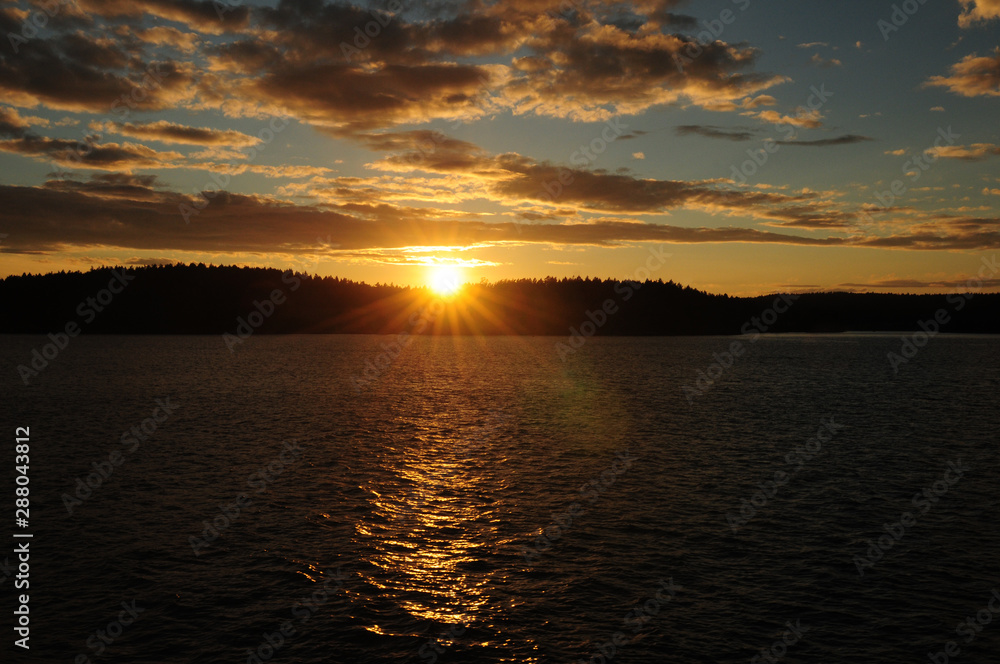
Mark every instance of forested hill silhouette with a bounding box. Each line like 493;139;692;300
1;263;999;335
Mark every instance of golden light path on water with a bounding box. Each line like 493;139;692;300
351;286;635;660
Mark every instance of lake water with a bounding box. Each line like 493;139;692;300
2;334;999;663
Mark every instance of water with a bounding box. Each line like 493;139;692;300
2;334;999;663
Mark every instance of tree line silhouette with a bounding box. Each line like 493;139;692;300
1;263;998;335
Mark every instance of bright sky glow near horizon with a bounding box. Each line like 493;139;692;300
1;0;999;295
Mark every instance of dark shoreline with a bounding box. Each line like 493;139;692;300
3;264;999;335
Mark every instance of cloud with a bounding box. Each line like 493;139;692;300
699;94;778;112
76;0;250;34
809;54;842;68
366;136;812;216
884;149;907;156
926;143;1000;160
94;120;261;146
3;165;999;256
219;0;791;128
0;178;834;254
123;257;183;266
0;31;193;112
632;152;645;159
0;0;794;136
325;250;500;268
0;106;41;138
958;0;1000;27
797;42;829;48
249;61;500;133
675;124;759;141
502;13;789;121
776;134;874;147
190;162;333;179
983;187;1000;196
618;130;648;141
856;229;1000;251
654;12;698;28
334;134;874;230
750;108;824;128
39;173;175;201
0;132;183;171
930;106;946;111
924;48;1000;97
354;130;483;156
741;95;778;108
5;177;999;255
836;276;1000;289
134;26;202;52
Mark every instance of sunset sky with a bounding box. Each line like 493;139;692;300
1;0;999;295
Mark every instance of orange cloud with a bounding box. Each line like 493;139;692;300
926;143;1000;160
925;48;1000;97
958;0;1000;27
94;120;261;146
749;108;824;129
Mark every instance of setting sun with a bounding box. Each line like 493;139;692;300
429;266;464;297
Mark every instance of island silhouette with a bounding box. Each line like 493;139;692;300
1;263;998;336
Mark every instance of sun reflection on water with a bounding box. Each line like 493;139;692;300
356;420;509;632
348;337;632;662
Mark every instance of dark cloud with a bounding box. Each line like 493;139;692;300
199;0;788;129
98;120;261;146
836;277;1000;290
367;135;839;225
776;134;874;147
252;0;430;62
676;125;759;141
250;61;494;132
76;0;250;34
0;135;181;171
761;206;859;229
506;20;786;120
3;179;998;256
355;130;485;167
124;257;183;265
0;7;22;36
0;180;841;255
618;130;649;140
41;173;170;200
0;30;192;112
857;231;1000;251
656;12;698;28
2;0;790;134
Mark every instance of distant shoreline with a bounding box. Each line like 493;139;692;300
2;264;999;336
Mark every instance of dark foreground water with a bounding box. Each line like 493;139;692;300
2;334;999;663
